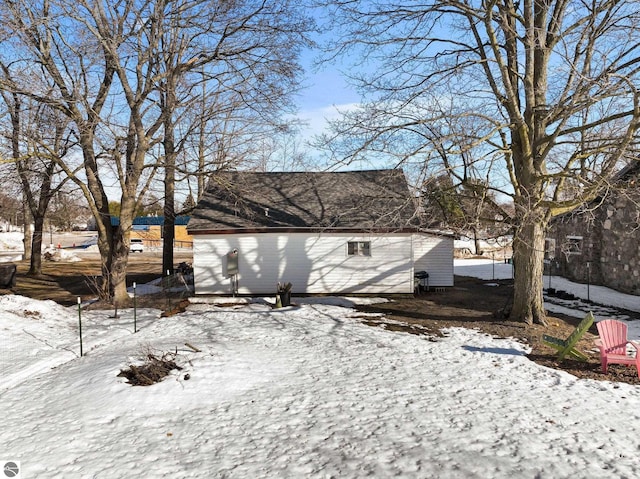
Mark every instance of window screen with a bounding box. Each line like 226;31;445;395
347;241;371;256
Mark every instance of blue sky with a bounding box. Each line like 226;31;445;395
292;46;361;148
295;91;350;143
298;60;358;111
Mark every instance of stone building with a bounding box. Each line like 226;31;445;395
548;163;640;295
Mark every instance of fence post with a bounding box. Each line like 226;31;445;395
133;282;137;333
77;297;83;357
165;270;171;312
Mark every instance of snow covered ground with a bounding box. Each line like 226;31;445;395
3;256;640;477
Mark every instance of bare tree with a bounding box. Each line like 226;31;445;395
319;0;640;324
0;65;76;275
0;0;119;297
153;0;314;275
421;174;512;255
16;105;74;275
0;0;314;304
49;189;90;232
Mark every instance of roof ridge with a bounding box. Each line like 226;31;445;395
218;168;401;175
189;169;419;232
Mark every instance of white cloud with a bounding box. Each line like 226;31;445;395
295;102;362;142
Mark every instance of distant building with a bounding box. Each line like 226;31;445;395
110;216;192;248
548;163;640;295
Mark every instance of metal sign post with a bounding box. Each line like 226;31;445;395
133;282;137;333
226;249;239;296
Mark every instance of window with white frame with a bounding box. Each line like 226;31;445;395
564;236;583;255
347;241;371;256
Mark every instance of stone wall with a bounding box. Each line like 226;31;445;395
548;207;601;287
549;190;640;296
598;194;640;295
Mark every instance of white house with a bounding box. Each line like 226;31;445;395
187;169;454;295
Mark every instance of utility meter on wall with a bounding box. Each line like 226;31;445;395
226;249;239;276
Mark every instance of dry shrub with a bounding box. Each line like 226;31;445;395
118;348;182;386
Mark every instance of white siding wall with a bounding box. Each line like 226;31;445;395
412;233;454;287
193;232;414;295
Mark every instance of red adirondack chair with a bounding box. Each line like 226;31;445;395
594;319;640;377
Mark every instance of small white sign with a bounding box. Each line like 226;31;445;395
2;461;21;478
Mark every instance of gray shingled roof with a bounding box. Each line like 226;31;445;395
187;169;420;233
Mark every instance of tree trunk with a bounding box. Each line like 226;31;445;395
28;216;44;276
162;95;176;276
95;222;114;301
162;175;176;276
109;195;136;306
472;226;481;255
110;230;131;306
78;129;115;301
509;211;548;325
22;203;32;262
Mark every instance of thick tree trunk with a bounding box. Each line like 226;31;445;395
22;204;32;262
162;109;176;276
162;181;176;276
509;212;548;325
78;129;116;302
110;231;131;306
109;198;136;306
28;216;44;276
95;219;114;301
472;226;481;255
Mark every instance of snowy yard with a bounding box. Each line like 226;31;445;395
2;256;640;477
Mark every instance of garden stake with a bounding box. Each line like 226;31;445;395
77;297;83;357
133;282;137;333
492;252;495;280
587;262;591;302
165;270;172;313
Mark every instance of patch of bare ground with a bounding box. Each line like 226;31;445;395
355;276;640;386
3;252;193;306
